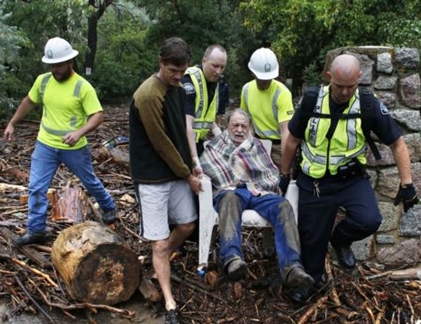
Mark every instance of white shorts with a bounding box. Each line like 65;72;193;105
136;180;197;241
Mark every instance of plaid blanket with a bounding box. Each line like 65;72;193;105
200;131;280;196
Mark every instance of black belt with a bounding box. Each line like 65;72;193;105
255;136;281;145
321;167;367;181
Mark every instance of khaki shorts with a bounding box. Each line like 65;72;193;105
136;180;197;241
270;142;282;171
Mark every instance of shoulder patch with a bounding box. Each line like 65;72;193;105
183;82;196;95
380;103;389;115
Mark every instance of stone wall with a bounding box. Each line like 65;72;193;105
323;46;421;266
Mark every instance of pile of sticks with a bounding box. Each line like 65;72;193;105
1;108;421;323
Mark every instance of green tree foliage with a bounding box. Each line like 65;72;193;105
138;0;260;93
88;3;154;101
2;0;421;114
2;0;89;97
240;0;421;92
376;1;421;48
1;0;151;109
0;3;26;119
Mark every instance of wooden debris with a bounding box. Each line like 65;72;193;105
297;296;328;324
170;273;227;304
0;183;27;193
365;266;421;282
14;275;55;323
1;110;421;323
51;221;141;305
232;282;242;300
325;254;341;305
138;277;160;302
16;246;52;269
0;228;52;268
12;258;58;287
205;270;218;288
0;167;28;182
390;267;421;281
19;189;55;205
51;183;88;223
98;146;129;167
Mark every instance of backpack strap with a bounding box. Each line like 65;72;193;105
298;85;320;118
359;87;381;160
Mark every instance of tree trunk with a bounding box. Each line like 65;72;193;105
51;221;141;305
85;0;114;75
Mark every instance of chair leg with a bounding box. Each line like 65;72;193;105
198;216;217;270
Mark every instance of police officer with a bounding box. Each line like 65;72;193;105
280;54;418;304
241;47;294;171
182;44;228;176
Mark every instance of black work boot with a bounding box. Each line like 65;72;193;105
332;244;356;270
330;230;356;270
13;232;46;246
164;308;180;324
102;208;117;224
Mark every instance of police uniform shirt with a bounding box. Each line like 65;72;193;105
289;89;402;146
181;65;217;117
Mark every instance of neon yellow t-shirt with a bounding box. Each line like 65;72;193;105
240;80;294;140
29;72;102;150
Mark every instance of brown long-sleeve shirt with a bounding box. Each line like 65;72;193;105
129;74;192;183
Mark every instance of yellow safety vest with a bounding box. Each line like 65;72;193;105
301;86;367;178
40;73;85;136
241;80;292;140
185;66;218;142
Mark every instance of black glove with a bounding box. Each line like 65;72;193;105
394;183;418;212
279;173;291;196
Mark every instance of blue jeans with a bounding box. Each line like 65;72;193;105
27;141;115;232
214;187;302;274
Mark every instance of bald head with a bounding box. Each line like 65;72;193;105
327;54;362;104
330;54;360;78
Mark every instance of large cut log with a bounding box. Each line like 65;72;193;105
51;221;141;305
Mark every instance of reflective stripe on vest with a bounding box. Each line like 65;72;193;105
301;86;367;178
187;68;205;119
192;121;213;129
185;67;218;142
40;73;85;136
242;82;281;139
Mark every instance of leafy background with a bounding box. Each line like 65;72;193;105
1;0;421;120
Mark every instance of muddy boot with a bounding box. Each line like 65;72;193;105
226;258;247;282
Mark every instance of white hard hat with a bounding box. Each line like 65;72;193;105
41;37;79;64
248;48;279;80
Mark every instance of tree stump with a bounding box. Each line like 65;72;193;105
51;221;141;305
50;183;88;223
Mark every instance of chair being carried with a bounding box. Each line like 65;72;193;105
197;139;298;270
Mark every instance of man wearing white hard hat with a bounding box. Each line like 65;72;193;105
3;37;117;246
240;48;295;258
240;47;294;172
